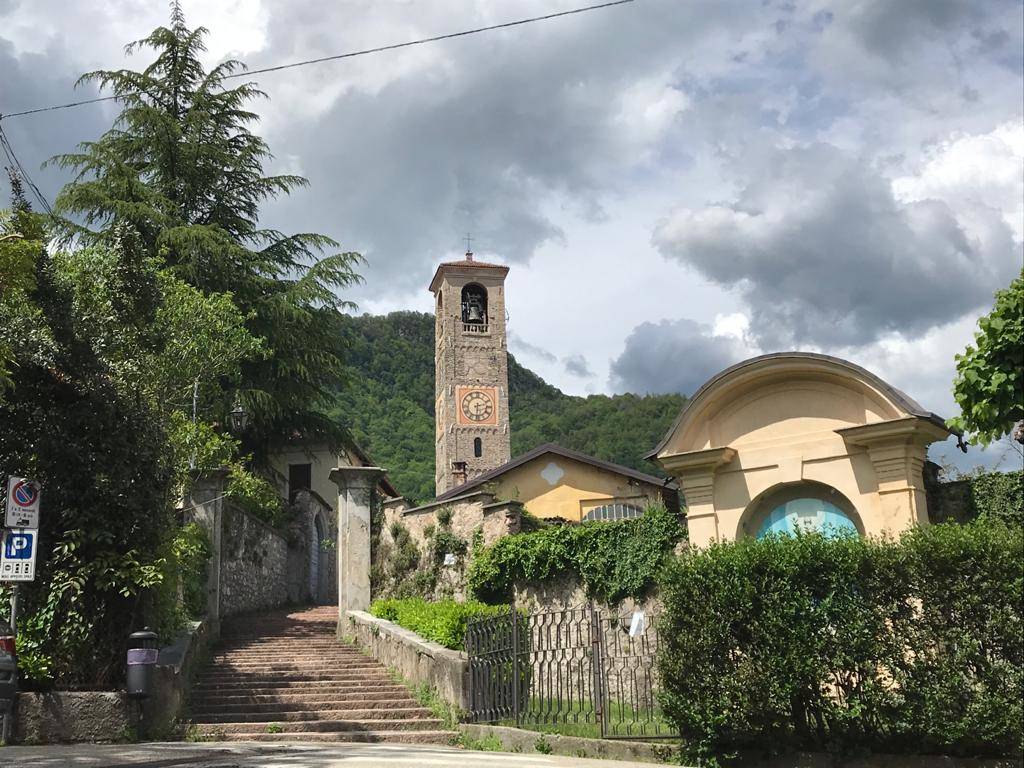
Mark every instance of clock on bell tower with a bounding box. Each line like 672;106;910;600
429;250;512;496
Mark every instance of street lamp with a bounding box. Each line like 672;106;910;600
229;395;249;433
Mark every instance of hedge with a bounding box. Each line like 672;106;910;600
657;518;1023;763
368;597;507;650
969;469;1023;524
468;503;683;605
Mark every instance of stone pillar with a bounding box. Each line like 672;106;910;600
656;447;736;549
330;466;384;622
183;469;229;629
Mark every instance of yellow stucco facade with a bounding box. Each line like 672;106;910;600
435;444;675;523
650;353;952;548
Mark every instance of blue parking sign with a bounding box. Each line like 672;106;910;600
1;529;37;581
5;532;33;559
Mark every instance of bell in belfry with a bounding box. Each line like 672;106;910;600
467;304;483;323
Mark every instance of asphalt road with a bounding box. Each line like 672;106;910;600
0;741;662;768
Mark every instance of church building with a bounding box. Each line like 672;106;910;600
399;250;681;524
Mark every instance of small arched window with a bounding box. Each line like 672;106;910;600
473;437;483;458
584;503;644;523
461;283;488;326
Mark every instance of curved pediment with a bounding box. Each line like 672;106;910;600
650;352;945;459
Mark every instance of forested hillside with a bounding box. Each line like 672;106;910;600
329;312;686;503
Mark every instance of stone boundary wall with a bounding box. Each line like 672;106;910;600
377;492;521;601
220;502;290;616
343;609;469;711
143;619;214;737
459;723;668;763
13;620;214;744
15;692;132;744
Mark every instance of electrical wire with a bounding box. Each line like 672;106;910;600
0;0;634;121
0;123;54;216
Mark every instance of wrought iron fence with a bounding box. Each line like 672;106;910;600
465;604;674;739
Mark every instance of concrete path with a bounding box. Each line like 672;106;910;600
0;741;663;767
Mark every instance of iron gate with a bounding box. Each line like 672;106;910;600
465;604;672;739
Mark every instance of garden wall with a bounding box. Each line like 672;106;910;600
220;502;290;616
186;473;339;620
374;492;522;600
344;609;469;710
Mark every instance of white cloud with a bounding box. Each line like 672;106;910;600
893;121;1024;241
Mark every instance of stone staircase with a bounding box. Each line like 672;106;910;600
186;606;455;743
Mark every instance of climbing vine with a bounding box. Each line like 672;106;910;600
468;503;684;605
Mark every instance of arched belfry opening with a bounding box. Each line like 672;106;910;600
461;283;488;327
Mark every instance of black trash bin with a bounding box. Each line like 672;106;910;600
126;629;159;699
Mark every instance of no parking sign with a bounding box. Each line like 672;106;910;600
1;529;37;582
6;476;40;530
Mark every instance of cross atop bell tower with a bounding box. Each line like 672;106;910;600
429;252;511;496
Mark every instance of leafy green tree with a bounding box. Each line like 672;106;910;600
0;171;260;684
949;270;1024;447
50;2;360;460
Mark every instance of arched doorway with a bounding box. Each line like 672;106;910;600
741;482;863;540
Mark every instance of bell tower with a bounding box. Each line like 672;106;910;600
429;250;512;496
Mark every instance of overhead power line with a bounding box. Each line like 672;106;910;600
0;123;54;215
0;0;634;121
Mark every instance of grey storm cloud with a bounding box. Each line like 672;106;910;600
652;142;1020;348
508;332;556;364
608;318;747;396
563;354;593;378
0;39;113;206
248;0;768;297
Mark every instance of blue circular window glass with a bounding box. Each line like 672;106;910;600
756;497;858;539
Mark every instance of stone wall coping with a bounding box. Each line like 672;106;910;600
294;488;333;513
401;490;496;517
345;610;468;661
155;620;203;674
482;499;524;515
223;500;289;542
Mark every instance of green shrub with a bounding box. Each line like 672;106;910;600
657;519;1023;763
467;503;683;605
970;469;1023;524
369;597;508;650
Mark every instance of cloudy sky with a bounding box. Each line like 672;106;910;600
1;0;1022;470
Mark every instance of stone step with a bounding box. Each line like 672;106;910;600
194;671;394;685
191;690;414;707
205;659;378;671
195;730;456;744
192;706;433;724
191;718;444;734
192;696;415;712
210;650;367;660
191;684;403;696
192;684;403;696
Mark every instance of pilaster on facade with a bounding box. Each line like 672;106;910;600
657;447;736;546
836;417;948;530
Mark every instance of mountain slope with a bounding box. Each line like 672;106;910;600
330;312;686;504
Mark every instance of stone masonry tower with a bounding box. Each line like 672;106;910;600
429;251;512;496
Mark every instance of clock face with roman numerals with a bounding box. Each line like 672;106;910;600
460;390;495;422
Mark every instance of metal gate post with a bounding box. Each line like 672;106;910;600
589;602;606;737
510;604;521;726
